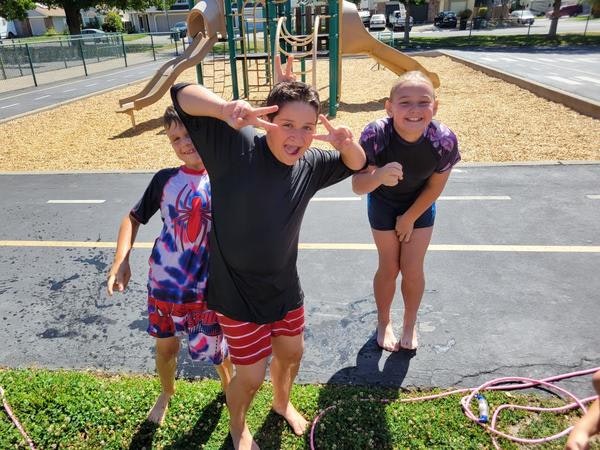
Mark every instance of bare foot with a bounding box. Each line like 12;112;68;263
273;402;309;436
376;322;398;352
398;325;418;350
147;392;172;425
230;424;260;450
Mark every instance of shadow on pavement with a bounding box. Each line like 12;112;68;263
311;335;415;449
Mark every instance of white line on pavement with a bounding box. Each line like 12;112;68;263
47;200;106;204
85;83;98;87
63;88;77;93
586;195;600;199
544;76;582;85
574;76;600;85
34;95;51;100
0;103;19;109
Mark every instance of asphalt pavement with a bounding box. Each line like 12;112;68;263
1;164;599;396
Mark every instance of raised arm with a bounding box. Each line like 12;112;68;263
107;214;140;295
313;114;366;171
175;84;279;131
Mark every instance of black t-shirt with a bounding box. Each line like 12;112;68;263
359;117;461;205
171;83;355;323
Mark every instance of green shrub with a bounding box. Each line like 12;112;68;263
102;11;124;33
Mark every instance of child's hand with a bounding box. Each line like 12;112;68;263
107;261;131;296
313;115;354;151
565;428;591;450
375;162;403;186
395;214;415;243
274;54;296;83
222;100;279;131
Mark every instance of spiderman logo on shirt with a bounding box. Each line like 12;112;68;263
173;183;211;250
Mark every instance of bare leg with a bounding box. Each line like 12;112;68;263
271;333;308;435
397;227;433;350
149;336;180;424
371;230;401;351
226;357;268;450
216;356;234;391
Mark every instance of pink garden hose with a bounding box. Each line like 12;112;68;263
310;367;600;450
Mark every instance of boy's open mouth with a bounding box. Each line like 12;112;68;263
284;145;301;156
405;117;423;122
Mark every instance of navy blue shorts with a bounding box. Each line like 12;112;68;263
367;194;435;231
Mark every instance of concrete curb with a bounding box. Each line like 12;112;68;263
436;50;600;119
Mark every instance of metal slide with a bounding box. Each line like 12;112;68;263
118;0;226;115
339;1;440;88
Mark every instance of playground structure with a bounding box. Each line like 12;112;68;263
118;0;440;124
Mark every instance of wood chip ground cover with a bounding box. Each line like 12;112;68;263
1;56;598;172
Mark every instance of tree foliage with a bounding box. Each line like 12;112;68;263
35;0;176;35
0;0;36;21
102;10;123;32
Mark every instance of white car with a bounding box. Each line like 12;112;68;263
369;14;386;31
358;9;371;26
510;9;535;25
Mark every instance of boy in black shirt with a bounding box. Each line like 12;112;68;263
171;68;365;449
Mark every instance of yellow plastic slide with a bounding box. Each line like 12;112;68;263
118;0;225;116
340;1;440;88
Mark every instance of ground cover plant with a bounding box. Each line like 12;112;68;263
1;368;598;449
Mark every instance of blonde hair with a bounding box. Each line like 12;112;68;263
389;71;436;100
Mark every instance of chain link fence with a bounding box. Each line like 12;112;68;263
0;32;191;86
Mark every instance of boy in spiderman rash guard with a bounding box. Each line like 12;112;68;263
107;106;233;425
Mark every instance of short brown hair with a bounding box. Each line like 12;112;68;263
265;81;320;121
389;71;436;100
163;105;183;130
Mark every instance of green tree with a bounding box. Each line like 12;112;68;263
0;0;36;21
401;0;426;44
102;10;124;31
37;0;176;36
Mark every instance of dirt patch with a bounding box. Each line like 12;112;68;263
1;55;598;172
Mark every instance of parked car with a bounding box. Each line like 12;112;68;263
434;11;458;28
545;3;583;17
369;14;386;31
80;28;107;43
389;10;413;31
170;21;188;38
510;9;535;24
358;9;371;26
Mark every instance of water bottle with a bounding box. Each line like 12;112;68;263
476;394;489;423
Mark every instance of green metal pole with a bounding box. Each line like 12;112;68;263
267;0;278;81
78;39;88;77
224;0;239;98
25;43;37;86
328;0;339;117
238;0;248;98
121;34;128;67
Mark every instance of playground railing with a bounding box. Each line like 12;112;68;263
0;32;190;87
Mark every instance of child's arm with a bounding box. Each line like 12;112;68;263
313;115;366;171
174;84;278;131
395;170;451;242
107;214;140;295
352;162;404;194
566;399;600;450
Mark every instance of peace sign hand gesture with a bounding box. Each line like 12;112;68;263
222;100;279;131
274;54;296;83
312;114;354;152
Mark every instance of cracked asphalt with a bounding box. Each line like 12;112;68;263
0;163;599;397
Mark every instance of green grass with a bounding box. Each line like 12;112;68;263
2;368;597;450
390;33;600;50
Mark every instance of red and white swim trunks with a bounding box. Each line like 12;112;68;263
216;306;305;365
